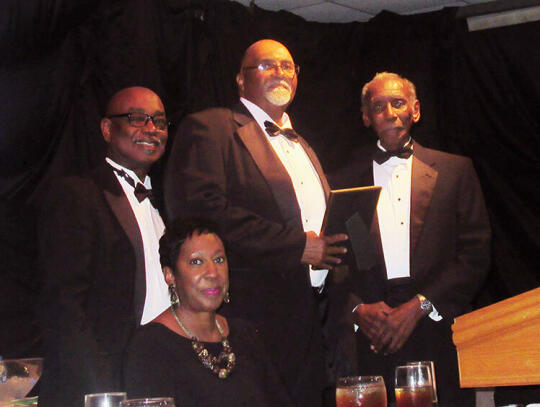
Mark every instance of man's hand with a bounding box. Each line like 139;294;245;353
353;302;393;348
377;297;425;355
301;231;348;269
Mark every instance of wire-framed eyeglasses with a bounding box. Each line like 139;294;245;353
243;61;300;77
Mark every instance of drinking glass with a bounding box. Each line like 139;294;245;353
84;392;127;407
407;361;437;404
0;358;43;403
395;365;433;407
120;398;175;407
336;376;387;407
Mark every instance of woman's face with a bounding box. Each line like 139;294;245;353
166;232;228;313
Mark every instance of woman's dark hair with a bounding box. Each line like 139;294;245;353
159;217;222;269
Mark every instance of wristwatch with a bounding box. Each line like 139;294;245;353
416;294;433;314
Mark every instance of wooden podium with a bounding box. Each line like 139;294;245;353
452;287;540;388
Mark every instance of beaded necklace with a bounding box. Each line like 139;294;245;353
169;306;236;379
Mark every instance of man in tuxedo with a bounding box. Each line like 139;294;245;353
331;72;491;406
38;86;170;407
164;39;347;407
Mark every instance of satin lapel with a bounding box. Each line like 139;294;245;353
233;108;303;230
354;145;378;236
93;163;146;323
410;144;438;257
298;137;330;201
363;159;387;272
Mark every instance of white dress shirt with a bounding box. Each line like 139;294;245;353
373;141;413;280
106;158;169;325
240;98;328;288
372;142;441;321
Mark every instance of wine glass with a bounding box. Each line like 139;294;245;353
336;376;387;407
120;398;175;407
84;392;126;407
395;365;433;407
407;361;437;404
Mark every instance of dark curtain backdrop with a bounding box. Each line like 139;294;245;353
1;0;539;358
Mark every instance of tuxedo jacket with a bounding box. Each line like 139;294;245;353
164;104;330;407
38;163;147;407
329;141;490;406
330;141;491;320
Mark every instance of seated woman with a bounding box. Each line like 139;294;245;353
123;218;294;407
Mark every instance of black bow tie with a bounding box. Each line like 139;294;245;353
133;182;155;204
264;121;299;141
111;167;156;206
373;143;413;164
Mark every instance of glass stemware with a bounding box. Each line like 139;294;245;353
336;376;387;407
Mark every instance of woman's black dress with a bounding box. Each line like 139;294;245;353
123;318;294;407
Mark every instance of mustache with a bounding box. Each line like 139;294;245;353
265;79;292;92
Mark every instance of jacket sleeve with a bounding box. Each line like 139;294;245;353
38;179;111;407
416;158;491;320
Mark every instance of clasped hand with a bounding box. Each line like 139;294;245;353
354;298;425;355
301;231;348;269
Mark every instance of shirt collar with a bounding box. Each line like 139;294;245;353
374;138;413;167
105;157;151;188
376;137;413;152
240;97;292;133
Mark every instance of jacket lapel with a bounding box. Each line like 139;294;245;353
233;105;303;230
298;137;330;200
410;143;438;257
93;162;146;323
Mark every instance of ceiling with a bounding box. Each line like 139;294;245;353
229;0;494;23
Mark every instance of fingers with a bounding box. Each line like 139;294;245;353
387;334;406;354
312;247;345;269
324;233;348;244
379;302;393;315
319;235;348;267
378;309;418;354
303;232;349;268
371;331;392;355
355;303;394;353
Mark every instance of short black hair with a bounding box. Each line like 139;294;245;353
159;217;222;269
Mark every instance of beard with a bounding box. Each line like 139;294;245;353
264;80;292;106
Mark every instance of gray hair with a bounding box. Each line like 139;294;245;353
361;72;417;112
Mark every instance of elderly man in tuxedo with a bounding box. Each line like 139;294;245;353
38;87;170;407
331;72;491;406
164;39;347;407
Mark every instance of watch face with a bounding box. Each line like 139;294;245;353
420;300;433;313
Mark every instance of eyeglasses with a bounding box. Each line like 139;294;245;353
243;61;300;77
107;112;169;130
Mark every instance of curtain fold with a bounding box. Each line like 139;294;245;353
1;0;538;357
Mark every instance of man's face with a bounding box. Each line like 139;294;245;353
236;40;298;115
363;77;420;151
101;87;167;177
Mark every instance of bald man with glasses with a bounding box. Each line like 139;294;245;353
164;40;348;407
38;87;169;407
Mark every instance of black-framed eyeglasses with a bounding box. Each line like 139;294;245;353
243;61;300;77
107;112;169;130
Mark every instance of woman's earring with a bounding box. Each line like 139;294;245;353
224;291;230;304
169;284;179;306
